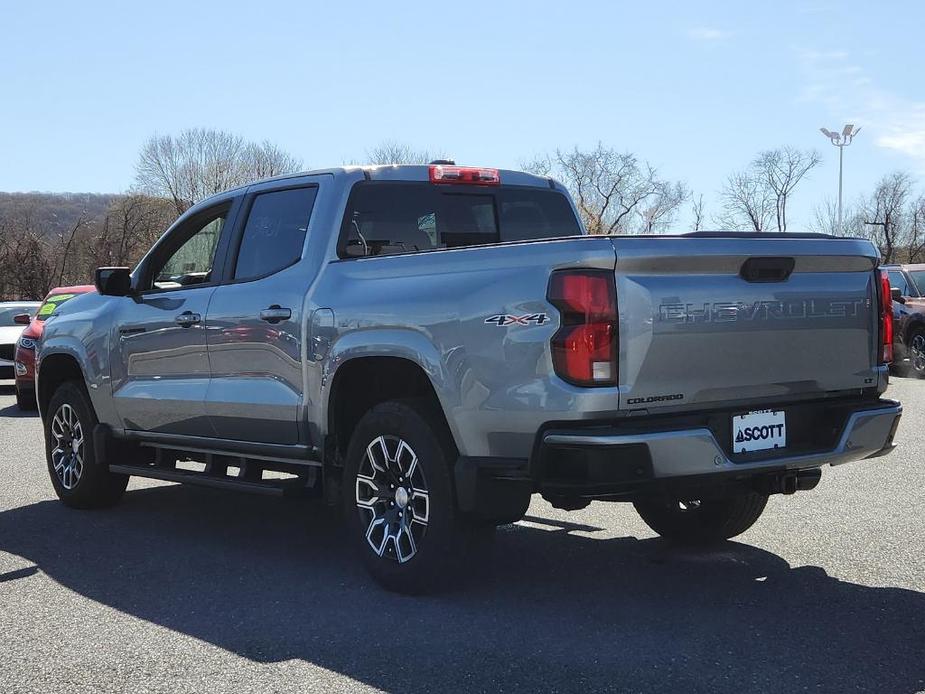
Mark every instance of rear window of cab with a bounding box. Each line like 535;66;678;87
338;182;581;258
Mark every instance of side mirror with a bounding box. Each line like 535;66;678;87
95;267;133;297
891;287;906;304
13;313;31;325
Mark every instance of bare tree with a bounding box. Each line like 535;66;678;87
519;154;553;178
242;140;303;182
366;141;446;166
635;181;689;234
55;217;84;286
89;195;175;270
717;147;820;232
810;198;841;235
810;198;869;239
690;193;705;231
0;226;54;299
528;144;685;235
0;202;55;298
135;128;303;215
862;172;913;263
907;195;925;262
716;170;775;231
754;147;821;232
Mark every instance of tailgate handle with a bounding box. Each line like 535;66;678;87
739;257;795;283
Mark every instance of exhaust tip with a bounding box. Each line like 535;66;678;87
756;468;822;495
795;468;822;491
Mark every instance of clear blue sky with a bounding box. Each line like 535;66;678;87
3;0;923;229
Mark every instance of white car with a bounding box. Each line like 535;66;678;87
0;302;41;380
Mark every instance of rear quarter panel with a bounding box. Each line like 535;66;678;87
314;237;620;458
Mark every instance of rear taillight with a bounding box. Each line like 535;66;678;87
879;269;894;364
429;165;500;186
548;270;618;386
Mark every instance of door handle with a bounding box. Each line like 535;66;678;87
175;311;201;327
259;306;292;324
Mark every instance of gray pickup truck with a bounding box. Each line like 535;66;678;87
35;164;902;592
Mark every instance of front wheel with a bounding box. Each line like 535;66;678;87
633;492;768;545
343;400;468;593
44;381;128;509
908;328;925;377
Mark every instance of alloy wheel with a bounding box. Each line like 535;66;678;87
50;403;84;490
911;333;925;373
355;435;430;563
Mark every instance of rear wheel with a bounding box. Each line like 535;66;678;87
633;492;768;544
44;381;128;508
343;400;470;593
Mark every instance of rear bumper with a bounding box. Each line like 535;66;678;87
541;400;902;487
542;399;902;479
455;399;902;510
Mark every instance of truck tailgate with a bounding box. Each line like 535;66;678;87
612;236;881;411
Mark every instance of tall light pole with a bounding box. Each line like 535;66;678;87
819;124;861;234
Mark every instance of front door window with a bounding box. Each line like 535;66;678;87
148;214;225;290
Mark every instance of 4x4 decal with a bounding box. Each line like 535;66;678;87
485;313;549;327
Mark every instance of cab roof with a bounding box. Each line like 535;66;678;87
186;165;559;216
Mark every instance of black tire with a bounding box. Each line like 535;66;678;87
907;328;925;377
44;381;128;509
15;384;37;411
342;399;470;593
633;492;768;545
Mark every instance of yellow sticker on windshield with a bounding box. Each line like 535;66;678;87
38;294;77;317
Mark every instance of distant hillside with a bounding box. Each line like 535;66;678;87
0;192;120;237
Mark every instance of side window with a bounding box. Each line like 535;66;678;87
888;271;909;296
149;212;226;290
233;187;317;280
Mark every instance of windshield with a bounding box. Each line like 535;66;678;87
36;293;83;321
906;271;925;296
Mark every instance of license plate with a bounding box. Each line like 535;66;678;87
732;410;786;453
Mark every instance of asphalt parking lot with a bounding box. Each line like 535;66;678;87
1;380;923;694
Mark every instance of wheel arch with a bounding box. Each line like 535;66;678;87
37;352;87;420
325;355;458;466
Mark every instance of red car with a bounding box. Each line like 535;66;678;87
14;285;95;409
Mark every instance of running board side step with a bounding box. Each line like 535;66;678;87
108;463;317;497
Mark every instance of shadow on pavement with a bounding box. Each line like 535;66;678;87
0;404;36;419
1;485;923;692
0;384;37;418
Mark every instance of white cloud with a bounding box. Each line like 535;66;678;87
797;48;925;167
687;27;731;41
876;104;925;160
